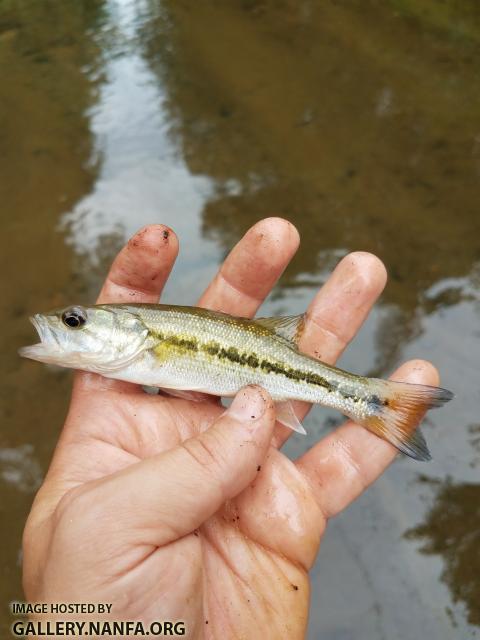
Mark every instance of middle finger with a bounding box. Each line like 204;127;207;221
197;217;299;315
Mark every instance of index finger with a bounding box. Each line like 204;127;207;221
97;224;178;304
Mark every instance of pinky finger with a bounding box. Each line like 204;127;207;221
295;360;440;520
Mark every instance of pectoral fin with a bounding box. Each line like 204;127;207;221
275;400;306;435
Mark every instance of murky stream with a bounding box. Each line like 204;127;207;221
1;1;479;637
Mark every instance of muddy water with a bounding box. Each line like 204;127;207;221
1;0;479;637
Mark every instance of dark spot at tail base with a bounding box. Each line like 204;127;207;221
369;394;389;408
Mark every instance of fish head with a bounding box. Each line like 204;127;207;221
19;305;149;373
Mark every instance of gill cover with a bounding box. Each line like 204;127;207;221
19;305;150;374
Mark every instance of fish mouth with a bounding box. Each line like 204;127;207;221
18;315;63;363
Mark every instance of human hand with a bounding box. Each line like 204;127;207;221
23;219;439;638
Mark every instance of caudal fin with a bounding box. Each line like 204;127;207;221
360;380;453;461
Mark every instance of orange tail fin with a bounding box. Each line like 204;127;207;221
360;380;453;461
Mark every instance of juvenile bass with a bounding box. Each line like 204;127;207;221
19;304;453;460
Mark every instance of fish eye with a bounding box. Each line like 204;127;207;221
61;306;87;329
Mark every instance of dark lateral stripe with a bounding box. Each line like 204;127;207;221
151;332;335;392
202;342;259;367
151;331;199;352
201;341;335;391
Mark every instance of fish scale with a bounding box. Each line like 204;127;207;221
19;303;454;461
128;305;362;409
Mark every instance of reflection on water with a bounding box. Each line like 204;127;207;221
406;479;480;627
61;23;217;301
138;0;480;305
1;0;480;637
0;2;107;633
0;445;42;494
135;0;480;378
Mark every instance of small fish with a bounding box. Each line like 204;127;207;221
19;304;453;461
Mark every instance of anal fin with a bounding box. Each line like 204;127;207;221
275;400;306;435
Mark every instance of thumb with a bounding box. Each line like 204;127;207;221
94;385;275;546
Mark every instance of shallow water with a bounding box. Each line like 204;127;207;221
1;0;479;637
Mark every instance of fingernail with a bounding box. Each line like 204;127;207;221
228;385;268;422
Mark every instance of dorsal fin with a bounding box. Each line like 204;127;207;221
253;313;305;348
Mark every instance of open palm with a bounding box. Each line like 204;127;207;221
23;219;438;639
